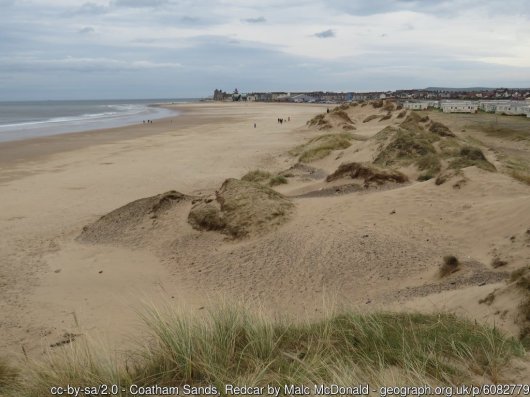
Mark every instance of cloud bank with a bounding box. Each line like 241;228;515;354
0;0;529;99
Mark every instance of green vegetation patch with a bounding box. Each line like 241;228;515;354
449;146;496;172
306;113;332;130
7;307;525;396
290;133;353;163
429;121;455;137
473;120;530;141
241;169;272;183
326;162;408;187
416;153;442;181
331;109;354;124
374;128;437;166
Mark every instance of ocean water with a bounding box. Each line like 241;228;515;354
0;98;195;142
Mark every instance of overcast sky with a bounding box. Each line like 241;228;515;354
1;0;530;100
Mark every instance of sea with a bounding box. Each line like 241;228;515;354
0;98;197;143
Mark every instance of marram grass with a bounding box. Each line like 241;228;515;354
1;305;525;396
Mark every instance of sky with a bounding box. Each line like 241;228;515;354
1;0;530;100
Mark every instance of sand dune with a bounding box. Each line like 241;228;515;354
1;101;529;367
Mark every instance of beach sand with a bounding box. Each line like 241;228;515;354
0;102;327;356
1;101;529;364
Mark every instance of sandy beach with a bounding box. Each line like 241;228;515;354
0;102;327;356
1;101;529;380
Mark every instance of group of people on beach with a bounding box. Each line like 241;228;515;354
277;116;290;124
142;120;153;124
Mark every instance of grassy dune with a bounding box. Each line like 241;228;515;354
1;306;525;396
289;133;353;163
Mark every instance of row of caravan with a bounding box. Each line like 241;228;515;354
403;99;530;116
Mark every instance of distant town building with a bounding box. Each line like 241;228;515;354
441;101;478;113
403;101;429;110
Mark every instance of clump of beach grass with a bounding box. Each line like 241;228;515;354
268;175;288;186
510;170;530;185
242;170;289;187
416;153;442;181
0;358;18;394
439;255;460;277
290;133;353;163
241;169;272;183
326;162;408;187
6;304;525;396
396;110;407;118
509;266;530;347
331;109;354;124
429;121;455;137
449;146;496;172
306;113;332;130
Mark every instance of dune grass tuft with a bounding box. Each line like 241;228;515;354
449;146;496;172
510;170;530;185
242;169;272;183
326;162;408;187
439;255;460;277
6;305;525;396
290;133;353;163
269;175;288;186
0;358;18;394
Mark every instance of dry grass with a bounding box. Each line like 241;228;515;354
241;169;271;183
306;113;332;130
435;169;463;186
188;178;294;238
332;109;354;124
5;305;525;396
510;170;530;185
383;101;396;112
449;146;496;172
491;258;508;268
479;122;530;141
242;170;289;187
268;175;288;186
509;266;530;347
374;128;437;166
290;133;353;163
439;255;460;277
0;358;18;394
326;162;408;187
429;121;455;137
396;110;407;119
416;154;442;181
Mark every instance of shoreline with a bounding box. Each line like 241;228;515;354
0;105;199;168
0;102;323;170
0;100;194;144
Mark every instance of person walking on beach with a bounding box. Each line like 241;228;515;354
254;123;256;128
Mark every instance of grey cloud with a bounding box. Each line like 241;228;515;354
241;17;266;23
0;57;181;73
314;29;335;38
74;2;109;15
111;0;169;8
78;26;95;34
